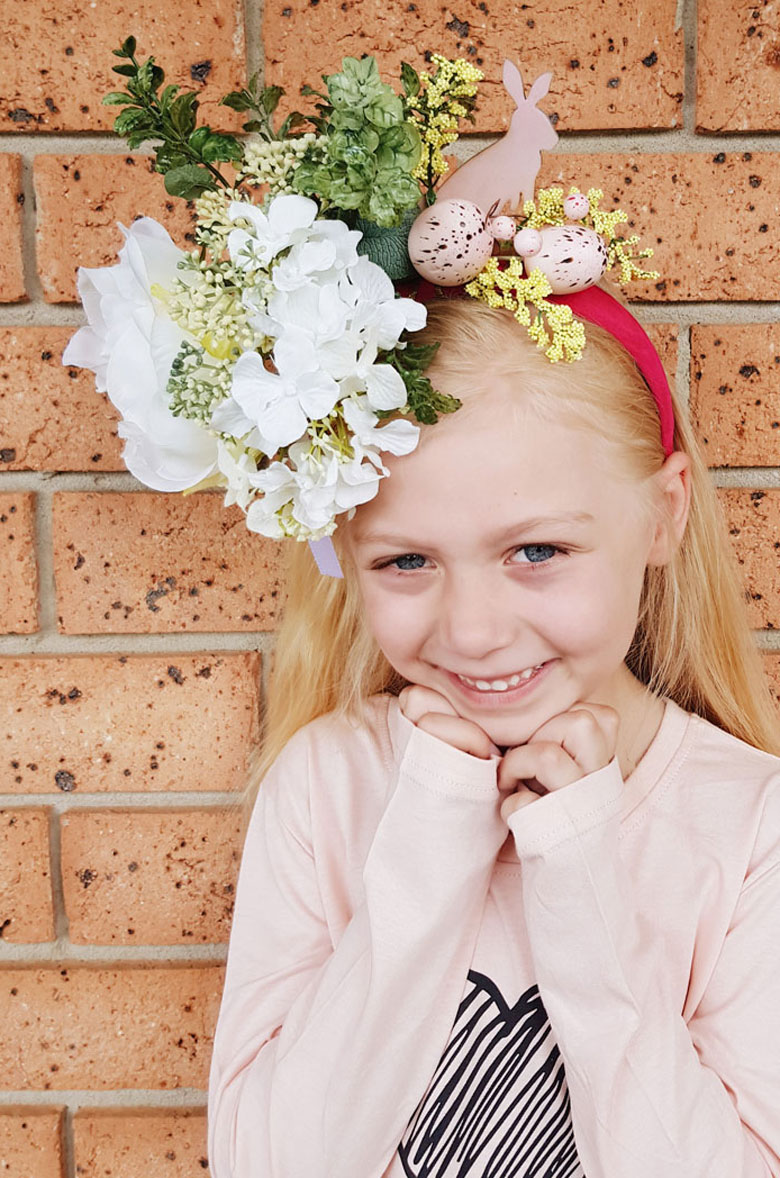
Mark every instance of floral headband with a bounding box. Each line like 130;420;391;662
63;44;672;577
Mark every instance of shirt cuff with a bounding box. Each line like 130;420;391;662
507;756;624;857
396;712;501;802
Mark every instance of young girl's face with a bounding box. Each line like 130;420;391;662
346;376;667;749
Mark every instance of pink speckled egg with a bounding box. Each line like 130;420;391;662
523;224;608;293
489;215;517;242
563;192;590;220
408;199;494;285
513;227;542;258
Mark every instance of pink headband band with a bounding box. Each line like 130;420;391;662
548;287;675;457
308;284;676;576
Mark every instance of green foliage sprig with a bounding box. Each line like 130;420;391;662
378;341;462;425
221;73;307;140
292;56;423;228
104;36;243;199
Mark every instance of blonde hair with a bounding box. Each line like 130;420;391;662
236;299;780;825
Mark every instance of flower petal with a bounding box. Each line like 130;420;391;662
364;363;407;410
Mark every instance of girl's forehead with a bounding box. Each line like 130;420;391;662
356;393;642;536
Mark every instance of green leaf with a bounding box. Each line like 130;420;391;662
170;91;199;136
200;133;243;163
164;164;215;199
159;83;181;111
221;91;252;112
261;85;284;115
113;107;155;136
120;35;137;57
400;62;420;98
150;64;165;91
278;111;307;137
102;91;133;105
188;126;211;152
112;63;136;77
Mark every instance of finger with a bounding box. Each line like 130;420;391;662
398;684;459;724
498;740;582;794
500;787;539;823
526;704;619;776
416;712;498;759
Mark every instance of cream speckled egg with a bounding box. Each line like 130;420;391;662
523;224;608;293
408;199;494;285
563;192;590;220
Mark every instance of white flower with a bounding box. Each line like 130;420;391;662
216;437;266;511
340;255;427;347
227;194;318;272
211;328;340;455
272;218;362;291
62;217;218;492
342;395;420;457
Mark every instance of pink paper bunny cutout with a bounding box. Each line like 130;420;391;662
436;61;558;215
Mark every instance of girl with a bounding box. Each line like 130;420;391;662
207;298;780;1178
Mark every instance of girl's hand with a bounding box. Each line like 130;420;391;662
399;685;501;760
498;703;619;824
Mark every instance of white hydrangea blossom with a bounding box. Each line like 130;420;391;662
64;193;427;540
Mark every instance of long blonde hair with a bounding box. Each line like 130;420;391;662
237;300;780;824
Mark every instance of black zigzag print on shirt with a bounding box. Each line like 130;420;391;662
398;970;584;1178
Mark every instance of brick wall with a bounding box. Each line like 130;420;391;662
1;0;779;1173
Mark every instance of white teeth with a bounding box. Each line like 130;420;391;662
457;664;545;692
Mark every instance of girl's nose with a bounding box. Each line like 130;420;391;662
436;572;518;661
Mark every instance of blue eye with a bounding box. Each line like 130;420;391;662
511;544;560;565
390;553;427;570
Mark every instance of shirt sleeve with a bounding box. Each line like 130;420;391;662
207;719;508;1178
507;758;780;1177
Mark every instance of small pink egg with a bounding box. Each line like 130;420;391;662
563;192;590;220
489;215;517;242
407;199;494;285
513;227;542;258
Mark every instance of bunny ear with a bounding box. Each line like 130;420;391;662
502;59;526;102
526;71;553;107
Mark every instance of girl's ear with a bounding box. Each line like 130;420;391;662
646;450;692;566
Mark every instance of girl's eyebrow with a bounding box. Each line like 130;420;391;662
355;511;595;547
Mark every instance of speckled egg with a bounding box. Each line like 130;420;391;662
523;224;608;293
407;199;494;285
563;192;590;220
489;215;517;242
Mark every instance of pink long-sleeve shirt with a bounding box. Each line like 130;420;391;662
207;692;780;1177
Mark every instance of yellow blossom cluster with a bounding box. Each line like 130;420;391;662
520;185;659;287
465;257;586;362
407;55;482;185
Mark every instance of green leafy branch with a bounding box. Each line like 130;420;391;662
221;73;308;140
379;340;461;425
103;36;244;200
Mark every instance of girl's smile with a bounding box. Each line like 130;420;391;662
346;375;676;751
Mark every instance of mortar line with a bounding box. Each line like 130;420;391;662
0;1091;208;1107
0;943;228;962
681;0;698;137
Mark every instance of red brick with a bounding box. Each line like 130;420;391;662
61;808;242;945
0;810;54;943
0;492;38;634
0;156;25;303
0;965;223;1089
697;0;780;130
0;327;123;472
645;323;678;388
536;153;780;302
720;489;780;630
765;653;780;712
266;0;683;131
73;1109;208;1178
0;0;245;134
52;493;283;633
33;155;199;303
0;652;260;795
0;1108;64;1178
690;326;780;467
